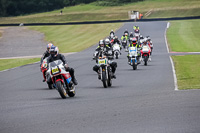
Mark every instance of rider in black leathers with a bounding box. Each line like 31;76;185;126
47;46;78;85
93;40;117;79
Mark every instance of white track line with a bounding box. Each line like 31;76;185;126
165;22;178;91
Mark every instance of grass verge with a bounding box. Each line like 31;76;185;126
172;55;200;90
0;58;40;71
167;19;200;52
0;23;122;71
28;23;122;53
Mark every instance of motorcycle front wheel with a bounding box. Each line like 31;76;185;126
102;71;108;88
56;81;67;99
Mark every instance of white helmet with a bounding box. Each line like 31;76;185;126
105;38;110;45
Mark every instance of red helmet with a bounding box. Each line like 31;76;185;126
132;37;137;46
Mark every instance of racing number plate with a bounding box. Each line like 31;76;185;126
98;59;106;65
52;67;59;74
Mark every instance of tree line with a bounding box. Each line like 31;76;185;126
0;0;144;17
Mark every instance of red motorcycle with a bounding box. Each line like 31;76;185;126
41;58;54;89
140;45;151;66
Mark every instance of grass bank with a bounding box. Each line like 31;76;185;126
168;19;200;90
0;58;40;71
0;0;199;24
29;23;122;53
172;55;200;90
167;19;200;52
0;23;122;71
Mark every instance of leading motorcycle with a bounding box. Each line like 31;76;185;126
47;60;76;99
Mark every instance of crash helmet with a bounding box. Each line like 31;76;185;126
139;35;144;39
146;36;151;41
114;36;118;41
105;38;110;45
99;39;105;47
132;37;137;46
49;46;59;57
47;43;54;51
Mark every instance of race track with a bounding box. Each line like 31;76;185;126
1;22;200;133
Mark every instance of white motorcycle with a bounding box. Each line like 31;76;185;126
127;47;139;70
47;60;76;99
113;42;121;59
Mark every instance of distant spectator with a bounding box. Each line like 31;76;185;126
60;10;63;15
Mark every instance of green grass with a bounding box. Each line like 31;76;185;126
0;0;199;24
0;58;40;71
172;55;200;90
0;23;121;71
167;19;200;52
28;23;122;53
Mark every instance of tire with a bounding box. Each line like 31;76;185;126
123;44;125;49
56;81;67;99
47;83;54;89
107;72;112;87
132;63;137;70
102;71;107;88
144;56;148;66
116;52;118;59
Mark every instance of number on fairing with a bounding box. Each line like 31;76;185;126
52;67;59;74
98;59;106;65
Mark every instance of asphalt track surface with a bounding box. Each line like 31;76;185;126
1;22;200;133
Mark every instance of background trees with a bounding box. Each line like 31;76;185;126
0;0;143;17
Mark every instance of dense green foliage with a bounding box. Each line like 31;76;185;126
0;0;143;16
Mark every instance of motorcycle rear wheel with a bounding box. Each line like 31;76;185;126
56;81;67;99
116;52;118;59
144;56;148;66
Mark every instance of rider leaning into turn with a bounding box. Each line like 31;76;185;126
47;46;78;85
93;40;117;79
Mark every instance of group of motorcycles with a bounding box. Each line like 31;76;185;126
40;27;153;98
92;28;153;88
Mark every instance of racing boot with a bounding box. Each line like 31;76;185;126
72;77;78;85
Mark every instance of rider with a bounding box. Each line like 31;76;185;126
113;36;121;45
146;36;153;55
105;38;112;48
127;37;141;64
124;29;129;36
40;43;54;66
121;33;128;42
129;32;134;38
141;38;151;61
110;29;115;36
93;40;117;79
47;46;78;85
112;36;121;50
133;25;139;31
